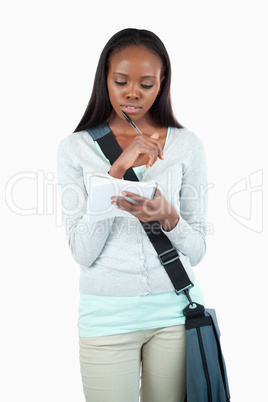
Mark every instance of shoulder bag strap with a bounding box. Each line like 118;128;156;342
85;124;193;297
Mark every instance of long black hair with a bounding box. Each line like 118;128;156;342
74;28;183;132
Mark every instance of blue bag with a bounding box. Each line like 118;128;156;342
183;302;231;402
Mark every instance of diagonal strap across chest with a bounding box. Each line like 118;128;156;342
85;123;193;296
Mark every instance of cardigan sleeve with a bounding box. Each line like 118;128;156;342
161;134;208;267
57;136;115;267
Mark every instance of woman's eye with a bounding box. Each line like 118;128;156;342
141;84;154;89
114;81;153;89
115;81;127;86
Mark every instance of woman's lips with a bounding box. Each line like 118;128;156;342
122;105;141;114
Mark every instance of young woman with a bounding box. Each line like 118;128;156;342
57;28;208;402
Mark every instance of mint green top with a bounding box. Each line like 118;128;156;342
78;127;205;337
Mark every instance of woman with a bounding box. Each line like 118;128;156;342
57;28;207;402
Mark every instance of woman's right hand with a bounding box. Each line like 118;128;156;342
108;133;164;179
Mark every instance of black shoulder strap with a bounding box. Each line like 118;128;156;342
85;124;193;296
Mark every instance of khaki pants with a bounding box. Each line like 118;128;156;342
79;324;186;402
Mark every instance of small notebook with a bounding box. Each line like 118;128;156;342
87;173;157;222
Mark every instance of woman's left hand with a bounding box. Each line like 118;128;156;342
111;189;180;232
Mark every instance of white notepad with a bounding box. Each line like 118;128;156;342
87;173;157;222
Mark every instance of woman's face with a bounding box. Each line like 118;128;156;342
107;45;164;123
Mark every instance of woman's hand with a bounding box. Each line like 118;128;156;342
108;133;164;179
111;189;180;232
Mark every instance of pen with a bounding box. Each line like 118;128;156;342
122;111;143;135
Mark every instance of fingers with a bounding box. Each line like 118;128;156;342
111;192;145;208
150;133;159;139
116;133;164;172
150;133;164;161
111;191;162;220
143;137;164;167
133;134;164;165
111;193;143;217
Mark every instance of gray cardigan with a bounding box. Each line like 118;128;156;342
57;126;208;296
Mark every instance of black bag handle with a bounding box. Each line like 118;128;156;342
86;125;194;298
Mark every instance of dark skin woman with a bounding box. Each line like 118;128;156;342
58;28;208;402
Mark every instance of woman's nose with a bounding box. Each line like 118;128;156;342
125;83;140;99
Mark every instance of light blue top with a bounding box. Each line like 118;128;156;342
77;127;205;337
78;285;205;337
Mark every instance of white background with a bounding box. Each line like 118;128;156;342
1;1;267;401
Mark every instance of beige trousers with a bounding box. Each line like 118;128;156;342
79;324;186;402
